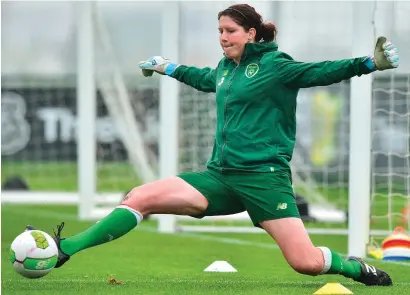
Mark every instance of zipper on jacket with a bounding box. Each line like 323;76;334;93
220;63;239;170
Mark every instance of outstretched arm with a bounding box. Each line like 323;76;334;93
274;55;372;88
138;56;217;93
170;65;217;93
275;36;399;89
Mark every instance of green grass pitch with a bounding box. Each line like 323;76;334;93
2;204;410;295
2;161;410;294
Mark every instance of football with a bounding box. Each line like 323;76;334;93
10;230;58;278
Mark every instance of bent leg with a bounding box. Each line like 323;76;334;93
260;217;327;275
260;218;361;278
260;217;394;285
230;172;361;278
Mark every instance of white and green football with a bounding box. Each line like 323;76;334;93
10;230;58;278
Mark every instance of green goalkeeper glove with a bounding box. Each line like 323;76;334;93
364;36;399;71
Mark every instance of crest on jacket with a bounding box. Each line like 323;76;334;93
245;63;259;78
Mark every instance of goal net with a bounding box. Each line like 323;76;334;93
1;1;409;256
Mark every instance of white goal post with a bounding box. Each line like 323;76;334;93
347;1;373;258
77;1;157;220
157;1;180;233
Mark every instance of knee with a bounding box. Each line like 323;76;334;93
120;187;152;216
287;248;324;276
289;260;323;276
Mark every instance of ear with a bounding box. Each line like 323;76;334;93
248;28;257;42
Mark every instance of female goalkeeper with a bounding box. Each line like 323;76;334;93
37;4;399;286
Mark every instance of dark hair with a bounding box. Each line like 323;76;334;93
217;4;277;42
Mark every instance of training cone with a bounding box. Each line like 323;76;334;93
204;261;237;272
313;282;353;295
382;226;410;261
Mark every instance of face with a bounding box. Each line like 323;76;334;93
218;15;255;61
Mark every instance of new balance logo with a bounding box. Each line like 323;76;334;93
276;203;288;210
364;263;377;276
218;76;225;86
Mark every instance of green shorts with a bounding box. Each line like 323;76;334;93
177;169;300;226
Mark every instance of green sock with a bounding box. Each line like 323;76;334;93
60;206;142;256
319;247;362;279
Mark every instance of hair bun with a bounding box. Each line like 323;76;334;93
259;22;277;42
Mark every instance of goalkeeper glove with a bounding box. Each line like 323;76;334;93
138;56;180;77
364;36;399;71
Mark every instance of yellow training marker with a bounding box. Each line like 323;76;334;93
313;282;353;295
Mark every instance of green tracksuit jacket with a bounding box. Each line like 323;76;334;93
170;42;372;173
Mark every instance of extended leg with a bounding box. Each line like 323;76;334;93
49;176;209;268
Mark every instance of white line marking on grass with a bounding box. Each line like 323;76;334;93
4;206;410;268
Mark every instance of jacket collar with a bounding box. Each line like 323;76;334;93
224;42;279;63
